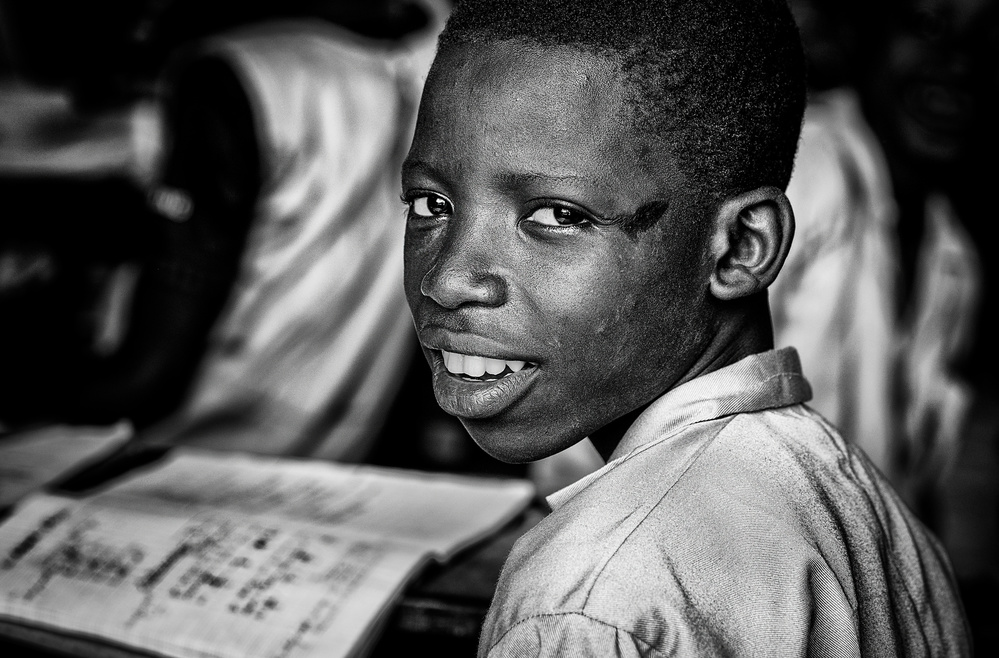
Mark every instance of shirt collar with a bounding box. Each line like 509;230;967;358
546;347;812;511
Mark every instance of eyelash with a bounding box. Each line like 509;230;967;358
523;202;595;230
400;192;599;231
401;191;452;221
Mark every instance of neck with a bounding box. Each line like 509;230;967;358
589;294;774;461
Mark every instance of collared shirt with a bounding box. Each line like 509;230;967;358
479;348;970;657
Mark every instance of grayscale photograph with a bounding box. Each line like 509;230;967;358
0;1;995;656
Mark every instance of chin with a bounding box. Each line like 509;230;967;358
459;417;577;465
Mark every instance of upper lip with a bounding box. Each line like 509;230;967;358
418;324;539;363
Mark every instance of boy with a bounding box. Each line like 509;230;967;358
401;0;971;655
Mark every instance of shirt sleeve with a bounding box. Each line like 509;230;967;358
481;613;666;658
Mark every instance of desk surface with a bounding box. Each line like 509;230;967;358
0;444;545;658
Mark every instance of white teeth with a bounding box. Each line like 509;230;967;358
445;351;464;374
464;356;486;377
440;350;531;379
484;358;506;375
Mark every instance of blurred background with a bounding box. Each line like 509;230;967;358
779;0;999;649
0;0;510;472
0;0;996;651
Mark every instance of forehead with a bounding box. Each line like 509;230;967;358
424;41;625;136
410;41;676;205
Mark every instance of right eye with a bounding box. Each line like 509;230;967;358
408;193;453;218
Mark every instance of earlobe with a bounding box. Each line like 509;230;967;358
708;187;794;301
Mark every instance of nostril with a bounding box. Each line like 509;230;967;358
421;266;507;309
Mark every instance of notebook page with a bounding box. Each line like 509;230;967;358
0;492;428;658
0;449;534;658
99;449;535;558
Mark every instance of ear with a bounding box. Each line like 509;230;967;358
707;186;794;301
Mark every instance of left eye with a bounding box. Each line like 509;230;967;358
409;193;453;218
525;206;589;227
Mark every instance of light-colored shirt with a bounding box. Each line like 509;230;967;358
479;348;970;657
773;88;980;493
142;15;442;460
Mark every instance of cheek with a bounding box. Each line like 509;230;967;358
539;280;663;373
592;269;708;382
403;235;432;305
533;240;702;358
402;259;422;306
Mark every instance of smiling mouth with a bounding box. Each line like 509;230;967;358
441;349;536;382
427;347;540;420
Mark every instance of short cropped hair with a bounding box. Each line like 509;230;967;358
436;0;806;224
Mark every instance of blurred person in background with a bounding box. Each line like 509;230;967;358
774;0;996;515
140;0;446;460
774;0;998;649
1;0;456;465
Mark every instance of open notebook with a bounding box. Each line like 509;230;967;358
0;448;534;658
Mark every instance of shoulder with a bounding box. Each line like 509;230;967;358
485;405;969;655
186;20;409;159
784;88;894;261
484;408;849;653
506;405;847;577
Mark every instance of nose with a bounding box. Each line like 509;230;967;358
419;225;508;310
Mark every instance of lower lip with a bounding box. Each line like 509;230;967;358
428;351;539;420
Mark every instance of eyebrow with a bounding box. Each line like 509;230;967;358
495;170;592;191
401;158;444;181
403;162;591;188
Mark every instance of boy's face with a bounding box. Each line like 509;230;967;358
402;42;713;463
